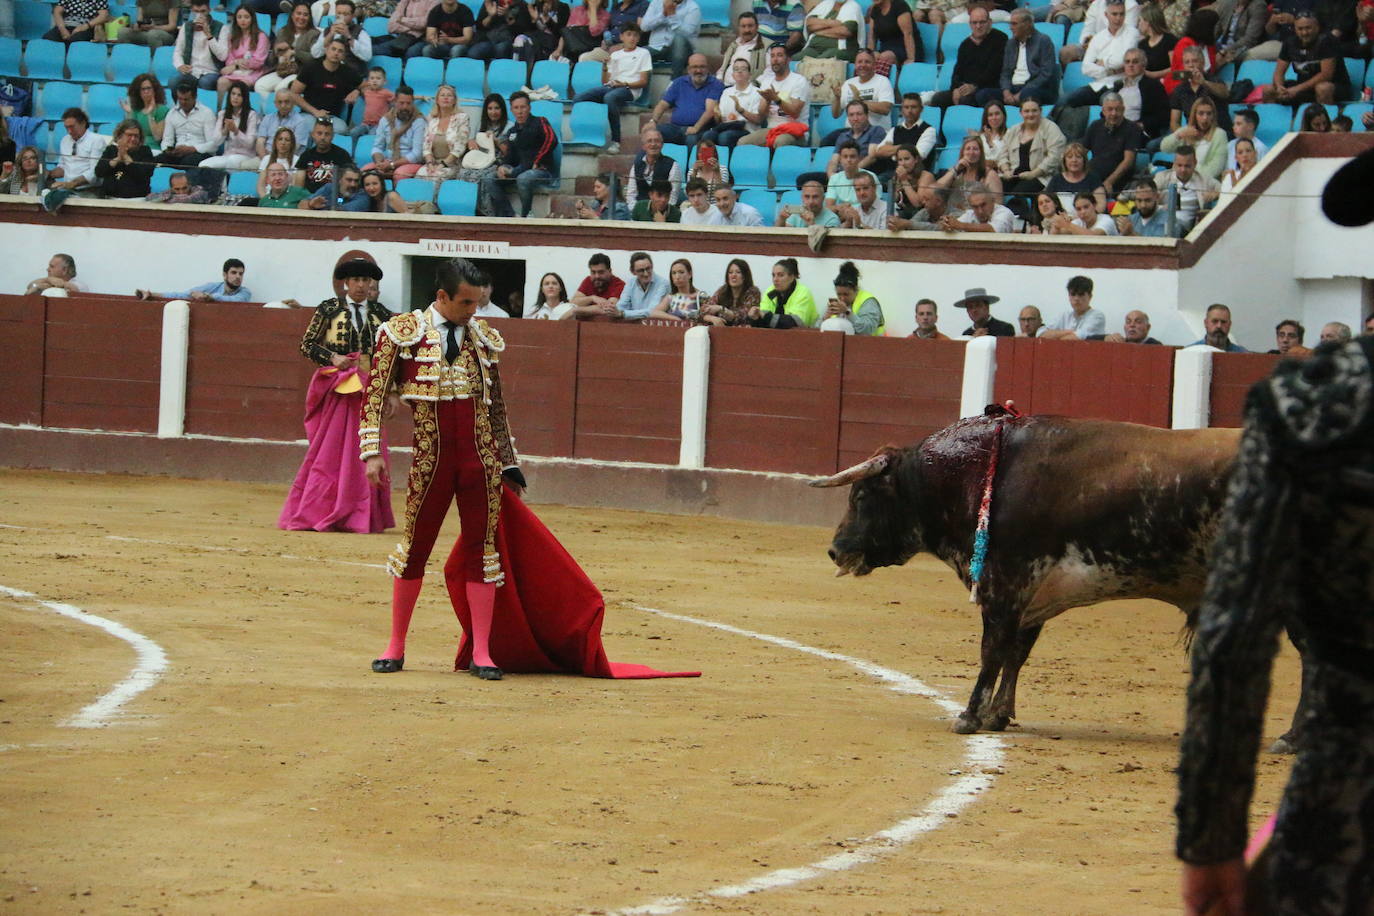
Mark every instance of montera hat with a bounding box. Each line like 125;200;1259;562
334;257;384;281
953;287;1000;309
1322;145;1374;228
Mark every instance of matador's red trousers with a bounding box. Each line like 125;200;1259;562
397;397;493;583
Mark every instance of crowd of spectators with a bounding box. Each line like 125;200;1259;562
2;0;1371;229
30;240;1368;354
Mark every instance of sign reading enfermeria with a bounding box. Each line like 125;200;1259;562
418;239;511;258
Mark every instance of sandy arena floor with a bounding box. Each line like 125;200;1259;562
0;469;1299;914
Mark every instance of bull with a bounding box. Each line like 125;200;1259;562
813;410;1247;736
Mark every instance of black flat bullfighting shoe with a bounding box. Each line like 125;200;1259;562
371;657;404;673
469;664;503;680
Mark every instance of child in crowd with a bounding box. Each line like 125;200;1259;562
351;66;395;138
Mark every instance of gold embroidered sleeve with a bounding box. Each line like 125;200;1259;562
360;330;400;460
299;303;336;366
487;362;518;469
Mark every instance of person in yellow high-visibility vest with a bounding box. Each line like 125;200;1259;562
824;260;886;335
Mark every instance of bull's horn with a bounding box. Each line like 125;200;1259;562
808;454;890;488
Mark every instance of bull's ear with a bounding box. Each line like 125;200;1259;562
808;453;890;488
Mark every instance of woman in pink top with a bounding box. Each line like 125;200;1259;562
212;5;272;103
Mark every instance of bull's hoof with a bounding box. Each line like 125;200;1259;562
951;715;981;734
984;715;1011;732
1268;734;1298;755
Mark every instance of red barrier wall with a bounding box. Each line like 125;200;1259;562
838;336;965;467
994;337;1175;427
705;329;844;475
43;296;163;433
488;318;578;459
0;296;45;427
573;323;684;464
1209;352;1281;428
185;303;317;441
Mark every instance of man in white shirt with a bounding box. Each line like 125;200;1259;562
640;0;701;79
738;44;810;147
831;48;893;126
1038;275;1107;339
1153;145;1219;233
1062;0;1139;106
836;172;889;229
1227;109;1268;170
309;0;372;73
572;22;652;152
679;178;721;225
172;0;224;90
709;185;764;226
25;254;87;295
941;186;1015;233
715;11;772;80
866;92;937;174
50;108;106;193
158;77;223;192
1060;0;1138;67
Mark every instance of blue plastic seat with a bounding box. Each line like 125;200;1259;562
916;22;938;63
373;54;401;87
0;37;21;78
811;145;835;169
362;15;389;37
697;0;730;26
1250;103;1294;146
445;56;485;101
1344;102;1371;131
896;62;937;95
227;169;260;195
565;101;607;147
939;105;980;142
1343;58;1366;90
486;59;525;98
531;99;562;134
739;187;776;217
395;177;438;203
110;44;152;83
149;166;177;193
256;12;275;34
661;141;689;172
24;39;68;81
571;59;603;97
1367;63;1374;90
15;2;53;40
1236;59;1275;87
811;105;846;142
935;62;953;91
939;24;971;65
933;145;960;173
1034;22;1065;47
727;144;769;188
86;83;126;123
404;56;444;96
529;59;570;99
1061;61;1090;95
353;134;375;161
40;81;83;119
436;178;478;215
152;45;177;83
66;42;109;82
197;87;217;110
1066;21;1084;45
770;144;811;189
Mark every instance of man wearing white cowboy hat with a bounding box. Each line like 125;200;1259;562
278;254;396;534
956;287;1015;337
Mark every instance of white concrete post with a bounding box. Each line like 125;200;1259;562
157;299;191;439
959;335;998;418
1171;345;1214;429
679;325;711;468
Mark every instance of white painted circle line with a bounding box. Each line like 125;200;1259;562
607;604;1007;916
0;585;170;729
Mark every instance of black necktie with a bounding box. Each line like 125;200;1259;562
350;302;366;345
445;322;460;364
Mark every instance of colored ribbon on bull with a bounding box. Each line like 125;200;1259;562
968;419;1005;604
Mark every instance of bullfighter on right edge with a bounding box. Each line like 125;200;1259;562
1176;146;1374;916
